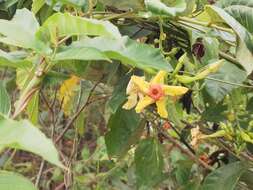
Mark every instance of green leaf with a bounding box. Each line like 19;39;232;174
180;180;201;190
0;82;11;116
0;118;64;168
99;0;145;10
59;0;87;9
36;12;121;46
206;5;253;75
0;9;49;53
135;138;164;188
108;75;129;113
26;91;39;125
54;46;111;62
201;161;246;190
0;170;37;190
32;0;45;14
202;104;227;122
175;160;193;185
216;0;253;33
204;61;247;102
144;0;195;17
0;50;32;69
105;108;144;157
62;36;172;73
246;97;253;113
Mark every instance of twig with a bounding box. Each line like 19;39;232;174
55;79;103;143
35;160;45;188
159;128;214;171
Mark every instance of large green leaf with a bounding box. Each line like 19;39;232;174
56;36;172;73
0;9;49;53
135;138;164;188
105;108;143;157
201;162;246;190
204;61;247;102
0;50;32;69
54;47;110;62
36;12;121;46
206;5;253;75
0;170;37;190
144;0;195;17
0;82;11;116
216;0;253;33
0;118;64;168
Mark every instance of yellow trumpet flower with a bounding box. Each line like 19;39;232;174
123;71;189;118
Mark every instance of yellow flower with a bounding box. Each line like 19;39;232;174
123;71;188;118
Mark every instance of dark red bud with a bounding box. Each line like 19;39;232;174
192;40;205;60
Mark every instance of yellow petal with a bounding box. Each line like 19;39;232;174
126;76;144;95
122;93;138;110
163;85;188;96
151;71;167;84
135;96;154;113
156;98;168;118
131;76;149;93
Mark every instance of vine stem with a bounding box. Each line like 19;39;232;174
158;128;214;171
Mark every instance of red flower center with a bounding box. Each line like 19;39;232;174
148;84;164;101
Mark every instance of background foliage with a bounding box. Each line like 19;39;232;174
0;0;253;189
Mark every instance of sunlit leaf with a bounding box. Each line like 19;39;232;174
0;50;31;69
0;9;50;53
206;5;253;75
145;0;195;17
58;36;172;73
216;0;253;33
0;118;64;168
32;0;45;14
0;170;37;190
36;12;121;46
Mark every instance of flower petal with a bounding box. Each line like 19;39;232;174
156;98;168;118
122;93;138;110
135;96;154;113
131;76;149;93
163;85;188;96
151;71;167;84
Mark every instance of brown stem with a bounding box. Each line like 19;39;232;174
159;128;214;171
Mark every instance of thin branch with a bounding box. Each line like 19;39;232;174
158;128;214;171
35;160;45;188
55;79;104;143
